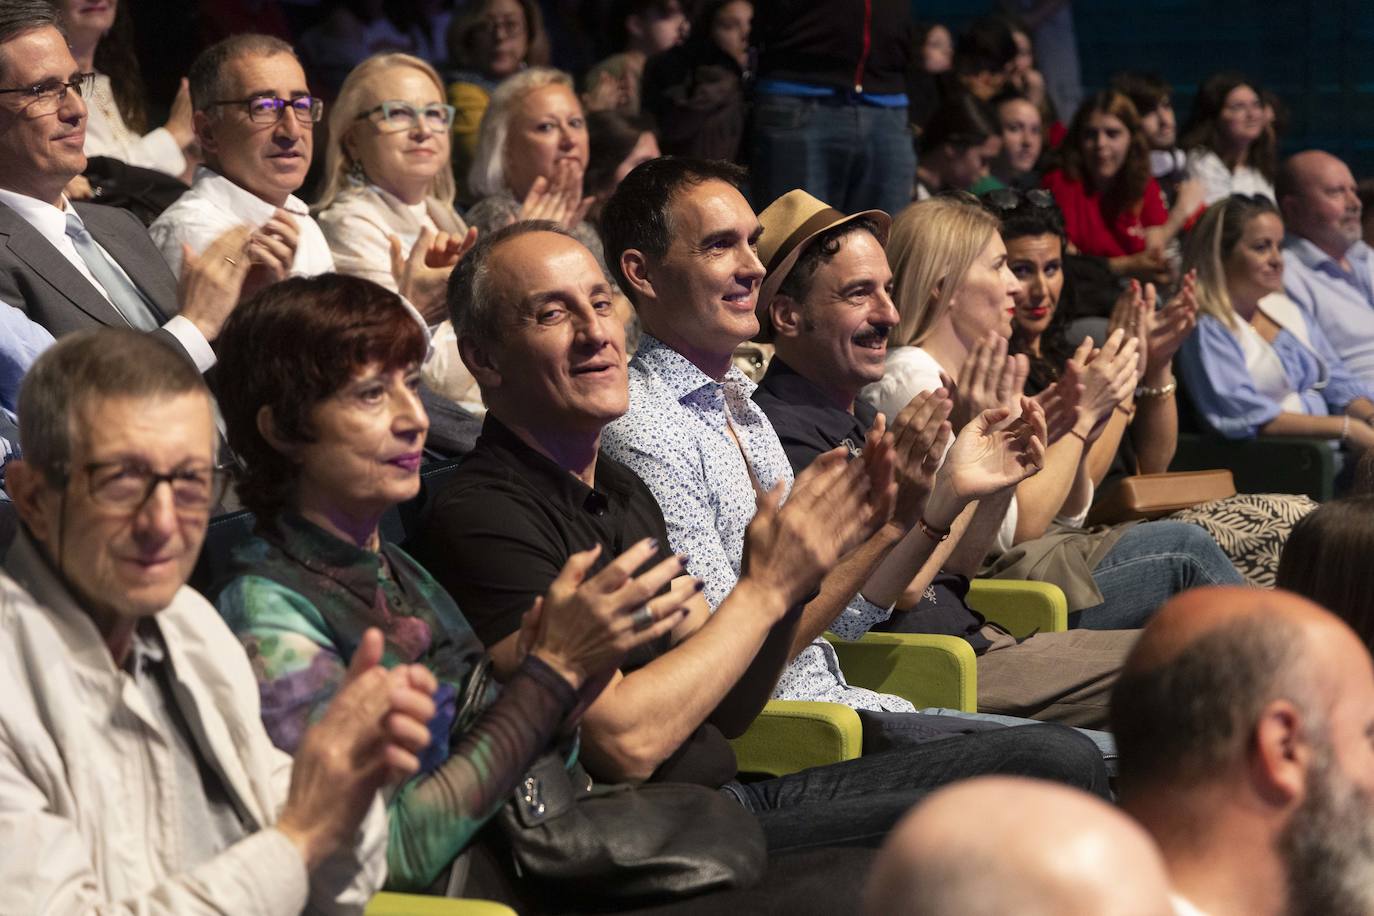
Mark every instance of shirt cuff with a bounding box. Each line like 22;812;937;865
162;314;216;372
829;593;894;640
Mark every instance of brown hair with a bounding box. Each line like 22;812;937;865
1059;90;1151;217
213;274;428;520
1276;497;1374;651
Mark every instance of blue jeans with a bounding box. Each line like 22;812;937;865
748;94;916;217
1071;520;1244;630
722;723;1107;852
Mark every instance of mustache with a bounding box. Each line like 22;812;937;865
851;325;891;346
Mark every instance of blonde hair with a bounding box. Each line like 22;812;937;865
467;67;575;198
889;196;1002;348
1182;194;1282;331
314;53;456;213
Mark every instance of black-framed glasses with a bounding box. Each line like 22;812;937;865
65;460;231;514
0;72;95;113
980;187;1057;215
357;100;457;132
211;94;324;124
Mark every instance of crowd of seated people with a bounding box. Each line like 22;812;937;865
7;1;1374;914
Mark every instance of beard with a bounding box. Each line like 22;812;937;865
1279;747;1374;916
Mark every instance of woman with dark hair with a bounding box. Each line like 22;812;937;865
639;0;752;163
1182;72;1277;205
915;94;1001;198
1276;496;1374;641
56;0;195;180
445;0;551;200
1179;195;1374;462
584;109;660;219
211;273;693;899
1042;90;1191;284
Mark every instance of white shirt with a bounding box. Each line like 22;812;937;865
0;531;387;914
149;166;335;279
1185;149;1275;205
83;73;187;177
0;186;214;371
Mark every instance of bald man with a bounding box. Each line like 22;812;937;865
1112;586;1374;916
864;776;1173;916
1278;150;1374;385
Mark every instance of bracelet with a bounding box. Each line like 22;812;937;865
1342;414;1351;443
916;516;952;543
1114;404;1136;420
1135;377;1177;399
1067;429;1088;445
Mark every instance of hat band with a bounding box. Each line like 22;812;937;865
766;206;848;274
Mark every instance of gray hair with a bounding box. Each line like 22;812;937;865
18;329;209;485
467;67;574;198
447;219;575;352
188;33;298;112
0;1;61;83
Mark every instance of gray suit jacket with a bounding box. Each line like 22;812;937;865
0;199;186;356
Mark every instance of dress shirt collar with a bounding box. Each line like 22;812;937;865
190;165;311;221
1285;234;1372;276
476;412;619;518
756;356;878;427
0;187;76;250
634;333;757;403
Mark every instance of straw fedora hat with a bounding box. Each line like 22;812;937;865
754;189;891;342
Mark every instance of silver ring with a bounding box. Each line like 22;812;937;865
630;605;655;632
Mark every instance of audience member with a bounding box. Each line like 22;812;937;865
55;0;195;180
864;776;1174;916
297;0;434;97
915;94;1001;198
0;303;52;413
917;21;953;75
752;188;1134;729
1181;72;1277;205
992;92;1044;190
906;20;952;134
749;0;917;217
1278;150;1374;386
1043;90;1188;285
464;68;598;256
1114;585;1374;916
445;0;550;202
1004;0;1083;123
1003;16;1054;129
584;108;659;220
211;272;695;901
1359;177;1374;248
413;220;1108;868
150;34;335;296
1110;70;1203;212
1;328;438;911
0;3;249;373
952;16;1016;104
609;0;687;64
1277;495;1374;647
1179;195;1374;473
639;0;752;163
860;194;1244;628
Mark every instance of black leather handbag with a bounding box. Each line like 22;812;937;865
497;749;768;903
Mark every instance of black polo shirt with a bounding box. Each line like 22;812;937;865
411;414;738;787
752;358;990;650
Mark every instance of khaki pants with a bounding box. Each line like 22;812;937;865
975;626;1138;729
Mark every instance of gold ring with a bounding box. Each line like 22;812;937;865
224;256;238;266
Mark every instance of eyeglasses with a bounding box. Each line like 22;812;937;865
357;100;457;132
211;95;325;124
0;72;95;113
67;460;230;514
479;15;525;39
980;187;1057;215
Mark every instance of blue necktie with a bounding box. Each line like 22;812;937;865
64;212;159;331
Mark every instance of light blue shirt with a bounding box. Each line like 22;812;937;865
600;335;908;711
1178;311;1370;439
0;301;53;414
1283;237;1374;386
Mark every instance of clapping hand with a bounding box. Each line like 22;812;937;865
937;397;1048;501
887;388;955;529
519;159;594;229
390;225;479;324
951;332;1029;432
1145;269;1198;376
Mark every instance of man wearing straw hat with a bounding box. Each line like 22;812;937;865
750;188;1137;730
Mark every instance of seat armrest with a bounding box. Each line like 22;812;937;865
730;700;864;777
966;579;1068;637
825;632;977;712
365;892;518;915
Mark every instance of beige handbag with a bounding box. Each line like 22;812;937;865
1086;470;1237;526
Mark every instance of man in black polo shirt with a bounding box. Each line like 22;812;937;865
412;219;1111;852
751;189;1137;729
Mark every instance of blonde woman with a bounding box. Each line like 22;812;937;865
1178;195;1374;455
860;194;1242;628
315;53;481;411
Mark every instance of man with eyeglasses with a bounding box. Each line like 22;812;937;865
0;1;246;375
0;327;440;912
149;33;335;295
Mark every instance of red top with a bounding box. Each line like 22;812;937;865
1041;169;1169;258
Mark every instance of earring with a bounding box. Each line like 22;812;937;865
349;157;367;185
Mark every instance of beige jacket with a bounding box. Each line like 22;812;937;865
0;532;388;915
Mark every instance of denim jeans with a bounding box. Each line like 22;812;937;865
748;94;916;217
1071;520;1245;630
721;723;1107;853
916;707;1118;776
